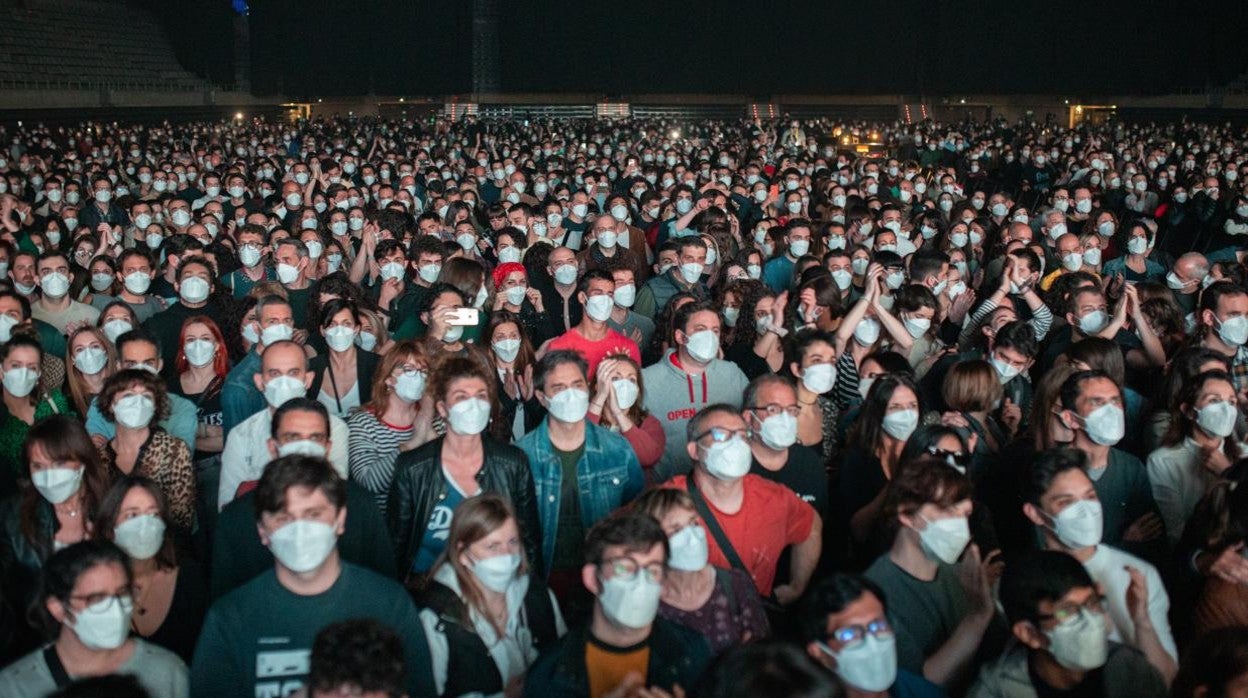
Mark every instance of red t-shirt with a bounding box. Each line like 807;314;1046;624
547;327;641;377
665;474;815;597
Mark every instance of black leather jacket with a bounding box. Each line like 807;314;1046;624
385;436;544;579
0;494;54;657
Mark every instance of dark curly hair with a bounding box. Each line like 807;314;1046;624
308;619;405;698
727;280;775;349
97;368;171;426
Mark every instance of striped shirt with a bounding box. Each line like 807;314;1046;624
346;409;415;515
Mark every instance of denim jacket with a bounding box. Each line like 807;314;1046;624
517;419;643;572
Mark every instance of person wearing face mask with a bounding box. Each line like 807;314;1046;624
533;246;587;334
271;238;315;326
108;249;165;323
417;494;567;697
547;270;641;378
30;251;100;335
95;369;194;532
1020;449;1178;682
306;300;378;419
1101;221;1164;283
665;405;820;606
218;341;351;511
64;326;116;418
828;265;915;411
388;354;543;577
1056;370;1163;553
640;302;749;480
634;237;710;321
0;335;72;469
76;174;131;235
220;224;275;299
633;488;770;654
220;295;294;434
516;351;643;614
140;257;224;373
742;375;829;529
762;219;815;292
801;574;943;698
1198;282;1248;394
577;214;646;288
0;415;108;655
604;265;656;350
192;454;435;698
523;510;712;698
1166;251;1210;315
864;454;1003;687
970;550;1167;697
1146;370;1244;543
588;353;666;479
0;541;189;696
95;476;207;662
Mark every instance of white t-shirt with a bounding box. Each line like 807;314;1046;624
1083;545;1177;663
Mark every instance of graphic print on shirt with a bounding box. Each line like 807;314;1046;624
254;639;310;698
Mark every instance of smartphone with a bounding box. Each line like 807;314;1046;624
447;308;480;326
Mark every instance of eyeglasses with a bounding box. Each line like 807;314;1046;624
1038;593;1105;625
748;403;800;419
828;619;893;648
69;591;134;611
600;556;664;584
693;426;753;443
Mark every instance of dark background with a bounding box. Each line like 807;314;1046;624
158;0;1248;97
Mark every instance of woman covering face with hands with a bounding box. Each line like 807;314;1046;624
588;354;666;479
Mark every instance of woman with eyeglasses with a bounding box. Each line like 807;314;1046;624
347;341;434;516
0;540;188;695
633;488;769;654
95;475;206;663
417;494;565;697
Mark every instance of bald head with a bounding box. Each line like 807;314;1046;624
1176;252;1210;282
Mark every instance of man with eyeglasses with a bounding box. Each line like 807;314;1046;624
219;341;350;511
665;404;819;606
546;270;640;378
801;573;943;697
970;550;1166;697
1020;448;1177;683
743;374;828;520
524;510;711;698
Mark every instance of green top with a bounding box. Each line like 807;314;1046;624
0;391;72;478
551;443;586;571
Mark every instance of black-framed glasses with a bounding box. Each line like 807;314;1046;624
1038;593;1105;625
600;556;664;584
829;618;893;648
69;590;134;610
693;426;752;444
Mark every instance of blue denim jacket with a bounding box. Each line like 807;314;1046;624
517;419;644;572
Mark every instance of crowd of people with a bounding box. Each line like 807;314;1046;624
0;110;1246;696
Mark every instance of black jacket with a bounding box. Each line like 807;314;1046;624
386;436;543;579
523;618;711;697
0;494;53;660
308;349;381;411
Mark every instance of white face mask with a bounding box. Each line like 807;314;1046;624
667;524;709;572
820;633;898;693
113;513;166;560
393;370;426;403
802;363;837;394
612;378;639;410
467;552;522;593
598;570;662;629
701;435;752;480
585;295;614;322
4;366;39;398
179;276;210;304
184;339;217;368
613;283;636;308
756;411;798;450
260;322;294;347
102;319;134;344
679;262;704;284
263;375;306;409
854;317;881;346
40;271;70;298
553;264;578;286
902;315;931;339
67;595;134;650
73;346;108;376
546;387;590;423
683;329;719;363
267;519;338;574
917;515;971;564
1196;400;1238;438
1078;403;1124;446
446;397;491;435
31;466;84;504
1045;609;1109;671
324;325;356;353
1216;315;1248;346
113;393;155;430
1045;499;1103;549
882;408;919;441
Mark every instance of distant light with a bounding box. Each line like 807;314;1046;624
399;97;405;102
234;112;243;120
960;99;966;104
317;98;323;103
670;129;680;139
1064;99;1069;105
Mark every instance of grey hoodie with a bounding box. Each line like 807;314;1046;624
641;349;749;482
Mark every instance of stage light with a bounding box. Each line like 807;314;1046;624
234;112;243;120
670;129;680;139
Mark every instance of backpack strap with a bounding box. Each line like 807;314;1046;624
685;476;749;574
42;645;72;688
